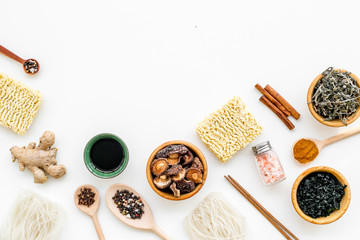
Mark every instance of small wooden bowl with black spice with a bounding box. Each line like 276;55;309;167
307;68;360;127
146;140;208;201
291;166;351;224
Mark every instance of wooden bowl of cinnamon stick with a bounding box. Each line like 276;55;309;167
307;68;360;127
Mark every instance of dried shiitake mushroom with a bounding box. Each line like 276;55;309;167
156;145;188;158
191;157;204;172
164;164;182;176
171;168;186;182
186;168;203;183
167;156;180;165
150;158;169;176
170;182;180;197
153;175;172;189
181;150;194;165
176;179;195;193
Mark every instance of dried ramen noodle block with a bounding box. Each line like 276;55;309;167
197;96;262;163
0;73;41;135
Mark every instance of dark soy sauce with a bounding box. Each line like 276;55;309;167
90;138;124;172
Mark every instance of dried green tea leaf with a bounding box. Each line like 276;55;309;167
310;67;360;124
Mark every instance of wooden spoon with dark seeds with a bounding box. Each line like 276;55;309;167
106;183;172;240
74;184;105;240
0;45;39;75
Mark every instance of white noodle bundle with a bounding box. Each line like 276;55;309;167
185;192;247;240
0;190;66;240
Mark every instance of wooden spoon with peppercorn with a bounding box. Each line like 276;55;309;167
0;45;39;75
74;184;105;240
106;183;172;240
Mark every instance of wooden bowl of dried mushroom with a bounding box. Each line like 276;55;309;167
146;140;207;201
307;67;360;127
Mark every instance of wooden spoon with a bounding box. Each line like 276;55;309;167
106;183;172;240
74;184;105;240
293;126;360;163
0;45;39;74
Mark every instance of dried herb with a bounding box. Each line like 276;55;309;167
310;67;360;124
78;188;96;207
297;172;346;219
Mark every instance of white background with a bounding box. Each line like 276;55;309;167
0;1;359;239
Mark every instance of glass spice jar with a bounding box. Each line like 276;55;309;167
252;141;286;185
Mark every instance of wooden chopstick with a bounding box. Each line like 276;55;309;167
224;176;292;240
225;175;299;240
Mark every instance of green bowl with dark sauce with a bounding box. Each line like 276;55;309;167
84;133;129;179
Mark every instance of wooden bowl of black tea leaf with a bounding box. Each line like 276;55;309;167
291;166;351;224
307;68;360;127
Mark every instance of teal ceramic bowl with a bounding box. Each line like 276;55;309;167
84;133;129;179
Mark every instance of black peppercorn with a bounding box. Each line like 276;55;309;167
112;189;145;219
23;59;39;74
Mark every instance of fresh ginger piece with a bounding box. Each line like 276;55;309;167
10;130;66;183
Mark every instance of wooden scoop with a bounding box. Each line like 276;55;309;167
74;184;105;240
293;126;360;163
106;183;172;240
0;45;39;74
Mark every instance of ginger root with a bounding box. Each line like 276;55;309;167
10;130;66;183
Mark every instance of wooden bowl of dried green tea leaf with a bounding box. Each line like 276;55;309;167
307;67;360;127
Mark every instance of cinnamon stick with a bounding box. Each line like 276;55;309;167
255;84;290;116
260;95;295;130
264;84;300;119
